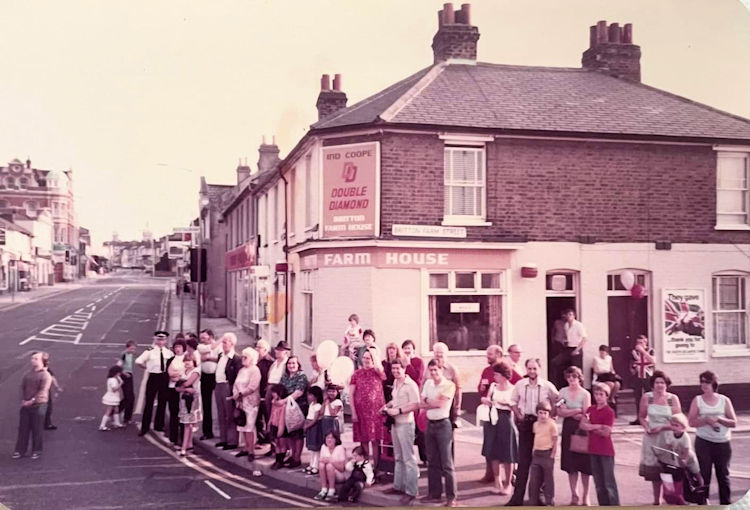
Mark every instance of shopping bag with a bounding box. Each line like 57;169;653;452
285;398;305;432
569;427;590;454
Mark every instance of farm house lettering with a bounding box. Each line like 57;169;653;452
321;251;450;267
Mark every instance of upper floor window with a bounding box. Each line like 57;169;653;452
716;149;749;229
304;154;314;229
19;177;28;188
6;177;16;188
443;145;487;225
712;273;748;352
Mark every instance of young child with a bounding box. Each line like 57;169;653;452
310;354;328;389
528;401;558;506
100;366;124;431
321;384;343;438
268;384;288;470
665;413;702;479
343;313;363;359
338;445;375;502
582;383;620;506
355;329;381;369
304;386;324;475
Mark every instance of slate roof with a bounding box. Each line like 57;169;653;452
313;62;750;141
0;217;33;236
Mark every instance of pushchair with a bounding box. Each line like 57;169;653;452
652;446;708;505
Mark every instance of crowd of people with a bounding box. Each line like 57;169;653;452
11;321;741;507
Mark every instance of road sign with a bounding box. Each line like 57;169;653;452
173;227;199;234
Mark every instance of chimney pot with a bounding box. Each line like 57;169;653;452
437;9;444;27
589;25;598;47
623;23;633;44
320;74;330;91
333;74;342;91
460;4;471;24
608;22;621;43
596;20;608;43
442;3;455;24
455;10;465;24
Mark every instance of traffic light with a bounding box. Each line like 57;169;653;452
189;248;207;283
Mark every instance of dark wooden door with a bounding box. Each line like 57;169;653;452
608;295;649;389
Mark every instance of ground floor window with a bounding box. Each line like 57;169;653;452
712;273;748;348
252;277;269;323
427;271;504;352
301;270;313;346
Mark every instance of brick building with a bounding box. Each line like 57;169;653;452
199;178;233;318
249;5;749;406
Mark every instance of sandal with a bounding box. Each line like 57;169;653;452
314;489;328;501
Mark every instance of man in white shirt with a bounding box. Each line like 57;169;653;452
550;309;587;388
214;333;243;450
136;331;174;436
262;341;289;456
384;359;421;505
419;359;458;507
198;329;219;440
506;359;559;506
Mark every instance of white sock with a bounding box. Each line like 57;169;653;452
100;415;109;428
112;413;123;427
310;451;320;470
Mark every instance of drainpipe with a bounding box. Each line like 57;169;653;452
279;170;290;345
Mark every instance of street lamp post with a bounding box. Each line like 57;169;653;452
196;196;209;334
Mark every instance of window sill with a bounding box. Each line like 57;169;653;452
711;348;750;358
714;224;750;231
251;320;269;325
441;218;492;227
300;342;314;351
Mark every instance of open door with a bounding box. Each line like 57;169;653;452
607;271;650;389
545;272;578;387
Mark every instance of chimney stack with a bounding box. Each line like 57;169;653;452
432;3;479;64
257;136;280;174
582;20;641;82
237;157;251;184
316;73;348;121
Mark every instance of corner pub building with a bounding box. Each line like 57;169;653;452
249;4;750;410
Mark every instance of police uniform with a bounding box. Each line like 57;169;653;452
137;331;174;435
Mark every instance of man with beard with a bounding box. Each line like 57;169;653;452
478;345;504;483
506;358;559;506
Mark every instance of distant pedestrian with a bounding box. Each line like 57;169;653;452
41;353;62;430
527;401;558;506
506;358;559;506
214;333;242;451
550;309;587;388
197;329;219;440
177;353;202;456
637;370;682;505
558;366;592;506
136;331;173;436
687;371;737;505
629;335;655;425
581;383;619;506
100;366;124;430
419;359;458;507
117;340;137;425
12;352;52;460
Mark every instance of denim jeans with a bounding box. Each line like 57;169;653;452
15;404;47;455
425;418;457;500
392;422;419;496
695;437;732;504
590;454;620;505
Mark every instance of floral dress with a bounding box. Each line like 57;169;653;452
234;365;261;433
351;367;385;442
178;368;202;425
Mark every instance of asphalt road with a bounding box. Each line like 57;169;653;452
0;275;317;510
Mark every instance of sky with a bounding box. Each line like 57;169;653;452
0;0;748;254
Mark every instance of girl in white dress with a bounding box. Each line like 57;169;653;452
100;366;124;430
177;353;202;456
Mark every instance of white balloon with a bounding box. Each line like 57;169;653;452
620;270;635;290
329;356;355;386
316;340;339;370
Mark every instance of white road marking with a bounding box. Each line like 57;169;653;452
204;480;232;500
19;336;36;346
144;435;319;507
74;332;83;344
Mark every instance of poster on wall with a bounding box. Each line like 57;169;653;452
662;289;707;363
321;142;379;238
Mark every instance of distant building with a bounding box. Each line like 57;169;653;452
199;178;233;318
0;217;34;292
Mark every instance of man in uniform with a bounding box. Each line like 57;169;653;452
136;331;174;436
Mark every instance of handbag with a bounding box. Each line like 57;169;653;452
569;427;590;454
233;406;246;427
285;398;306;432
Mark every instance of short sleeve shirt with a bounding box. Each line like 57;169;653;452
532;419;558;451
565;320;587;347
586;404;615;456
421;378;456;420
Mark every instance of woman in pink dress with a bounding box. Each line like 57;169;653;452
349;349;386;470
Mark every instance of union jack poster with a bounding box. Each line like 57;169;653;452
662;289;707;363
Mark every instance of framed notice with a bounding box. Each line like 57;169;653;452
321;142;379;238
662;289;708;363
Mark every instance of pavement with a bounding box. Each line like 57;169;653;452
172;288;750;507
